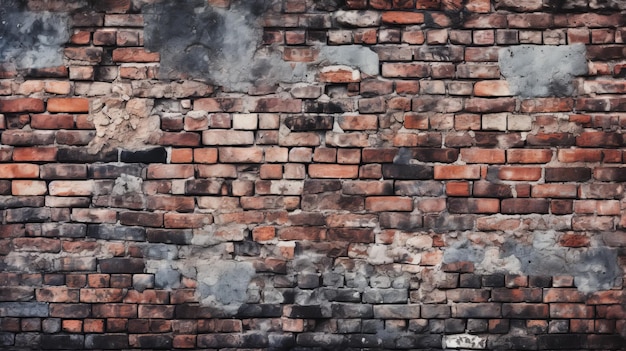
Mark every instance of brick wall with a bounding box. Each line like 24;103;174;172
1;0;625;349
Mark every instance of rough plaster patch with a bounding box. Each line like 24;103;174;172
0;3;70;69
443;230;620;293
196;260;255;309
143;0;378;91
88;98;160;153
499;44;587;97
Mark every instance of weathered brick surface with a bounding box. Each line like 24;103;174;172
0;1;625;350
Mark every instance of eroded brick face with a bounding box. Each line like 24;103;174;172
0;0;625;350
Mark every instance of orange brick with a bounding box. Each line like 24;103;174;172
558;149;602;163
31;114;75;129
365;196;413;211
193;148;218;164
434;165;481;179
319;66;361;83
309;164;359;179
382;11;425;24
47;98;89;113
49;180;95;196
260;164;283;179
62;320;82;333
474;80;512;97
252;226;276;241
12;147;58;162
83;319;105;333
446;181;471;196
219;147;263;163
0;164;39;178
112;47;160;62
171;148;193;163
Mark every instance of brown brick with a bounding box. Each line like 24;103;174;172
460;148;505;163
531;184;578;198
365;196;413;211
448;198;499;213
507;149;553;164
309;164;358;179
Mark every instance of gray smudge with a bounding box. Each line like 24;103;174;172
498;44;587;97
0;2;70;68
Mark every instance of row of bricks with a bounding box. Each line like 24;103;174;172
1;316;625;337
1;301;625;320
267;27;626;46
2;332;625;350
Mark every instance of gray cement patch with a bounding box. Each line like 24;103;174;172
444;230;620;293
0;4;70;69
498;44;587;97
143;0;378;91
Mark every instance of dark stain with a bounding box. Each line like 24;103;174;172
314;0;346;11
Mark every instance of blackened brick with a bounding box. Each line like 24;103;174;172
87;225;145;241
58;148;117;162
537;334;587;350
85;334;129;349
545;167;591;182
382;164;433;179
120;147;167;163
99;258;145;274
40;335;84;350
284;115;333;130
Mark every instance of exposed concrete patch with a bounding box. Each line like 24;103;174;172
0;2;70;69
196;260;255;310
142;0;378;91
443;230;620;293
499;44;587;97
443;333;487;349
88;98;160;153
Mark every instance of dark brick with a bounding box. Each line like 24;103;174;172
184;179;223;195
379;212;423;230
236;304;282;317
0;197;45;210
424;214;475;232
87;164;144;178
545;167;591;182
453;303;501;318
594;167;626;182
303;180;342;194
526;133;576;146
85;334;129;349
529;275;552;288
57;148;117;162
286;305;326;318
146;229;193;245
411;148;459;163
284;115;334;130
501;199;549;214
301;193;363;211
489;336;538;350
120;147;167;163
40;335;84;350
87;225;145;241
445;318;466;333
5;207;50;222
473;181;513;198
460;274;482;288
537;334;587;350
331;303;373;318
0;302;48;317
327;228;374;243
130;334;172;349
99;258;145;274
296;333;345;348
482;274;505;287
40;164;87;179
382;164;433;179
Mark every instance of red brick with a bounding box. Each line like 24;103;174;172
147;164;194;179
531;184;578;198
164;213;212;228
434;165;481;179
446;181;471;196
0;98;45;113
112;48;160;62
460;148;505;163
278;227;326;241
47;98;90;113
31;114;75;129
521;98;573;113
365;196;413;211
550;303;594;319
498;167;541;181
382;11;425;24
382;63;430;78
